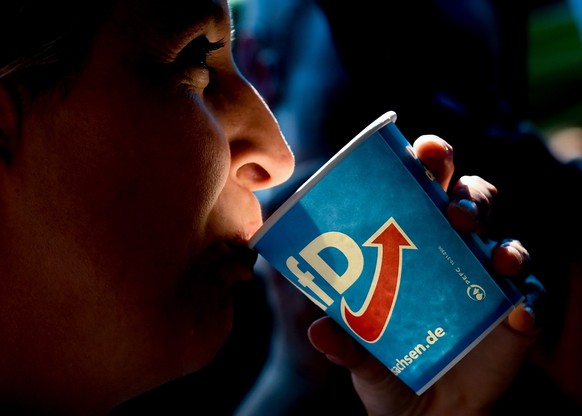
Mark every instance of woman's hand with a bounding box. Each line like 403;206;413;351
308;135;545;416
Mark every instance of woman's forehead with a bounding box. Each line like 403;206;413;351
115;0;232;49
122;0;229;29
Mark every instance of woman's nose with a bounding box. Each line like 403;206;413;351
226;77;295;191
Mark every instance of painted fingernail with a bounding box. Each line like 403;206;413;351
453;199;478;219
524;275;547;327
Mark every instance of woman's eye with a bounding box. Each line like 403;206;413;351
174;36;225;73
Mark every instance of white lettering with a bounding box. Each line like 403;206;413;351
299;231;363;294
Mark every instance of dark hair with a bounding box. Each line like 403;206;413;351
0;1;116;105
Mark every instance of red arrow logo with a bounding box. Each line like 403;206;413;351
341;218;415;343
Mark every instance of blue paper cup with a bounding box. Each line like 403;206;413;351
249;111;522;394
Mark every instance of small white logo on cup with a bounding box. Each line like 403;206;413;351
467;284;486;301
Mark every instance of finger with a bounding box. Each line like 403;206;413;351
309;317;416;415
308;317;390;382
491;239;530;277
447;175;498;233
508;274;547;332
412;135;454;191
308;316;368;367
491;240;545;332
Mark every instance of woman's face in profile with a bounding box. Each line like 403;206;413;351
0;0;293;412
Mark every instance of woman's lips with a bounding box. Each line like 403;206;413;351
225;240;258;268
191;239;259;288
222;239;259;281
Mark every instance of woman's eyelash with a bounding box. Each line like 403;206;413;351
174;36;225;72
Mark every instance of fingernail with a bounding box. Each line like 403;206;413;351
522;304;535;320
453;199;478;219
521;303;538;330
523;275;547;328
